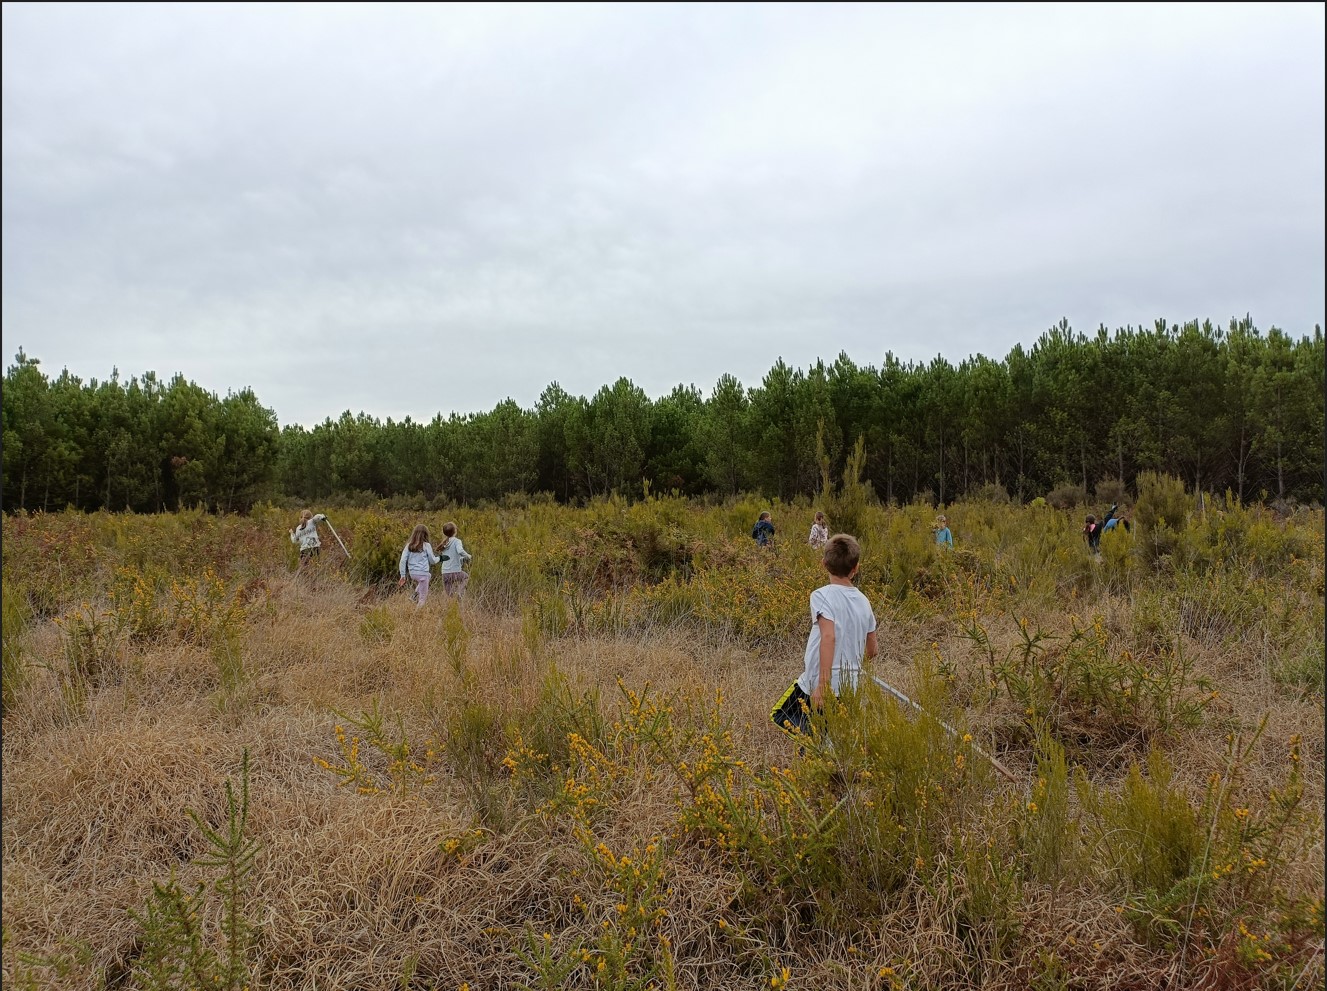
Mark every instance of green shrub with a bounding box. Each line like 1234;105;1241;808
339;509;406;584
1093;477;1129;507
522;666;606;776
55;605;124;708
1176;495;1314;578
1274;629;1326;697
1095;523;1136;592
1078;749;1203;896
877;511;938;601
967;482;1012;504
1136;472;1190;565
819;434;874;541
1046;484;1087;510
318;699;437;796
1022;730;1075;884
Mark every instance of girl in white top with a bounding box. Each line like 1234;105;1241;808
397;524;442;607
290;510;326;569
438;521;473;598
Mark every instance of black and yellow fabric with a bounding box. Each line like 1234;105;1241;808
770;680;814;737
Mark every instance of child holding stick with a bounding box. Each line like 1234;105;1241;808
290;510;327;570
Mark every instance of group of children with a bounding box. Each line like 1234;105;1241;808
1082;504;1131;553
766;501;1132;742
289;500;1129;746
751;510;833;549
289;511;472;607
396;521;472;606
755;505;1132;558
752;509;953;550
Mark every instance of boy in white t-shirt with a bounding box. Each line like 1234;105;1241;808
771;533;878;737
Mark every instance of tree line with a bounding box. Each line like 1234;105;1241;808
4;317;1323;515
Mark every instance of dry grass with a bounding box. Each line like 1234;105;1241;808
2;509;1323;991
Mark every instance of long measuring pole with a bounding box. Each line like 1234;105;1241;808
869;674;1018;783
322;517;352;559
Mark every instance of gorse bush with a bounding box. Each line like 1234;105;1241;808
960;614;1214;747
819;433;873;541
1080;749;1204;898
317;698;437;797
54;604;123;709
1136;471;1191;565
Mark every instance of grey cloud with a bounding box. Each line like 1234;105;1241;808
3;2;1322;426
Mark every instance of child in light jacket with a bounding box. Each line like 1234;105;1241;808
398;524;442;607
438;521;473;598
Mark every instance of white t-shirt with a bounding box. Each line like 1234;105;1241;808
796;583;877;696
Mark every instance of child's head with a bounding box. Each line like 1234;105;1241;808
409;524;429;551
299;509;312;523
814;511;826;523
442;522;457;538
822;533;861;578
1085;514;1096;524
759;511;772;521
936;515;947;526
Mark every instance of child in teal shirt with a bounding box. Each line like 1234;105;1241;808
934;514;953;549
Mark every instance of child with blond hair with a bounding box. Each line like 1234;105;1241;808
933;514;953;549
289;510;327;569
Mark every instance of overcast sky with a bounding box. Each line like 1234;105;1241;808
3;2;1323;428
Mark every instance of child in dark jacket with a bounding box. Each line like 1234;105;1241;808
752;511;775;547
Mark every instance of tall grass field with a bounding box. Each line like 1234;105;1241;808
2;487;1322;990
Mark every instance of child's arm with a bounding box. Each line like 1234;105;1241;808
398;546;410;583
458;539;472;563
811;615;835;709
865;630;878;662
